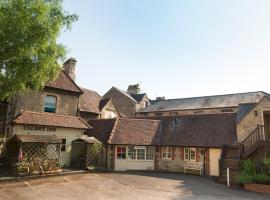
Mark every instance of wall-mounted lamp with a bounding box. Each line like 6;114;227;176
254;111;258;117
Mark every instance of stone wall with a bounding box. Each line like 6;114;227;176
101;100;119;119
237;97;270;142
154;147;208;175
10;88;80;118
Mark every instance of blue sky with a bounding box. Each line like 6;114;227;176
59;0;270;99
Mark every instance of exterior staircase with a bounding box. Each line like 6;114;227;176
219;125;270;185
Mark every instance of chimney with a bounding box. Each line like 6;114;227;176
156;96;165;101
127;84;140;94
63;57;77;81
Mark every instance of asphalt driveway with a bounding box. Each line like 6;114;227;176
0;172;269;200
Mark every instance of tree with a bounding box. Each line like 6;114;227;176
0;0;78;100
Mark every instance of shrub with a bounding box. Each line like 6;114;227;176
236;159;270;185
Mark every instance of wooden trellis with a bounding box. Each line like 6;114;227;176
71;137;103;169
6;134;61;175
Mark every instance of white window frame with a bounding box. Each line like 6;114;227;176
44;95;57;113
116;146;127;160
184;148;196;161
128;146;155;161
162;147;172;159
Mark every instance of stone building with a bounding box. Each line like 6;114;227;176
78;88;119;121
133;91;270;179
88;115;236;176
103;85;150;117
2;58;95;166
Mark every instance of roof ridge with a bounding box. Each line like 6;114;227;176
112;87;138;103
154;91;269;102
119;118;161;122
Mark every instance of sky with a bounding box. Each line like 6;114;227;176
59;0;270;99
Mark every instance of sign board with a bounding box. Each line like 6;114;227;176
23;125;56;132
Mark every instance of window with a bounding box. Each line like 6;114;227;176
116;146;126;159
44;95;57;113
136;149;145;160
221;108;234;113
108;110;116;118
184;148;196;161
60;138;67;152
162;147;172;159
128;146;155;160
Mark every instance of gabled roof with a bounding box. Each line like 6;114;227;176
130;93;147;102
46;70;83;94
99;98;111;111
12;111;91;129
139;91;269;113
88;114;236;147
87;118;161;145
79;88;101;114
153;114;237;147
87;119;117;143
103;87;138;117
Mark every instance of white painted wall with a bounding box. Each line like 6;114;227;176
12;125;85;166
209;148;221;176
114;145;154;171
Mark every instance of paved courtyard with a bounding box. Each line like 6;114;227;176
0;172;269;200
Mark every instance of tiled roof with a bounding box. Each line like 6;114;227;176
88;114;236;147
79;88;101;114
99;98;111;111
149;114;237;147
46;70;82;94
130;93;146;102
109;118;161;145
88;118;161;145
87;119;117;143
103;87;141;117
139;91;269;113
12;111;91;129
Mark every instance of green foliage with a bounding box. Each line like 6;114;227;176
0;0;78;100
236;158;270;185
263;157;270;175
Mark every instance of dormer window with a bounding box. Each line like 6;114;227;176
44;95;57;113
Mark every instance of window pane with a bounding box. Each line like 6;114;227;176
116;147;126;159
136;149;145;160
146;147;154;160
190;148;196;161
60;138;66;152
184;148;190;160
128;146;136;160
44;96;56;113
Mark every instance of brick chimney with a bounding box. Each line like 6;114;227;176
63;57;77;81
156;96;165;101
127;84;140;94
